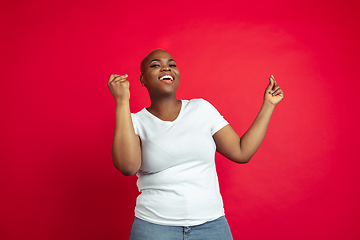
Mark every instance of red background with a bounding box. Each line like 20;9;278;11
1;0;360;239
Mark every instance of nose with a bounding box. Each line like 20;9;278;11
161;66;170;71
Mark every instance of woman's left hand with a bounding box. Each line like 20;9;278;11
264;75;284;106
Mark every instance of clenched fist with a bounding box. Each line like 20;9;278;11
108;74;130;103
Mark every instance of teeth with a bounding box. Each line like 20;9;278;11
160;75;174;81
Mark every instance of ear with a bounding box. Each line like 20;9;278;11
140;75;145;86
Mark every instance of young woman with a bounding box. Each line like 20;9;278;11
107;49;284;240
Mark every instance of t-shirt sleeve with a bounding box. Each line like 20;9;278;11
201;99;229;135
131;113;139;135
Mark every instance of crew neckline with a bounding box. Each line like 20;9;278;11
143;100;187;124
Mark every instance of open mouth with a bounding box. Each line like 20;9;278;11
159;75;174;81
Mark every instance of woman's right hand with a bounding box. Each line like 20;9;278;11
108;74;141;176
107;74;130;103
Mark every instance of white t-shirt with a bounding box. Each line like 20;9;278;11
131;98;229;226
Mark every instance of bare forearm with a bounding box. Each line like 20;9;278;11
112;101;141;176
239;101;275;161
214;75;283;164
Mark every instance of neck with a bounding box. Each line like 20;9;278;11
147;94;182;121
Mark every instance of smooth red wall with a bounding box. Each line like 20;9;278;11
1;0;359;239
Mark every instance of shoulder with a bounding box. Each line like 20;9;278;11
180;98;210;112
186;98;213;107
182;99;222;119
188;98;218;111
131;108;147;121
187;98;209;103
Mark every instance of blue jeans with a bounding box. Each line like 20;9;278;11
129;216;233;240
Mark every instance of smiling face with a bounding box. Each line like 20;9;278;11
140;49;180;97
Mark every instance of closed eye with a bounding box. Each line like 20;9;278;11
150;64;160;68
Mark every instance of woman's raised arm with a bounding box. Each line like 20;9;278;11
213;75;284;163
108;74;141;176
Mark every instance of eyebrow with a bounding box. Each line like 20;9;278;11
149;59;176;64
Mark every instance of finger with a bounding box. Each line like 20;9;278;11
269;76;281;93
269;85;282;95
113;74;128;82
272;85;281;92
267;75;277;93
109;77;128;87
112;77;129;85
271;88;283;97
108;76;126;87
270;75;279;86
266;75;275;91
273;80;279;88
108;74;121;82
108;74;128;84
